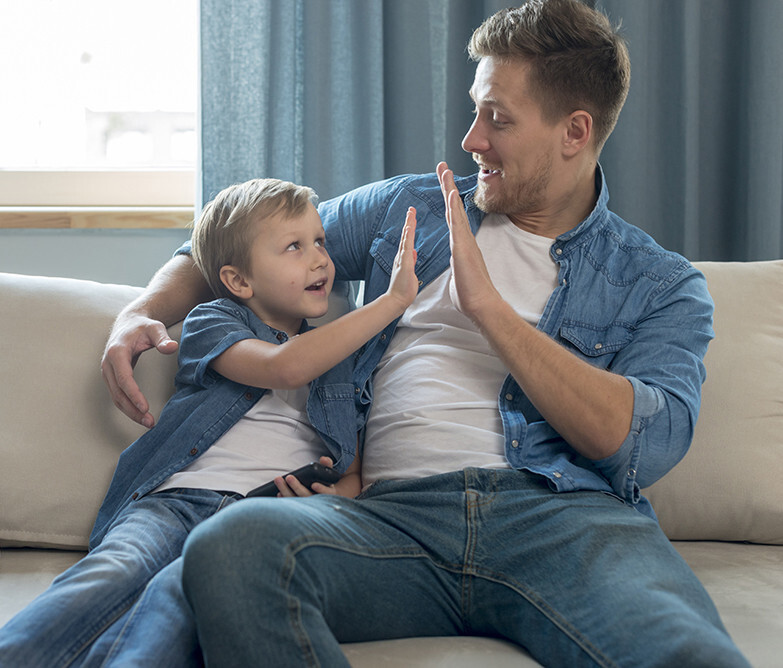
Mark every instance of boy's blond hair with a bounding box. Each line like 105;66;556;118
192;178;317;300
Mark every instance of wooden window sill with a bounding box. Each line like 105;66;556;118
0;207;194;230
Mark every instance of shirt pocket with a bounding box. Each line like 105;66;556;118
558;321;634;369
312;383;359;462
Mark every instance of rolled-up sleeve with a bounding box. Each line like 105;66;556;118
592;266;714;502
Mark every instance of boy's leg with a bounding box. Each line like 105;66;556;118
0;489;229;667
87;558;203;668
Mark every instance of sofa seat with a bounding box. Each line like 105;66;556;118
1;260;782;666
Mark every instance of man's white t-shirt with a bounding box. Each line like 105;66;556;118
362;213;559;486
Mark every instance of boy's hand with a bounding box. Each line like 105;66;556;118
387;207;419;310
274;456;338;497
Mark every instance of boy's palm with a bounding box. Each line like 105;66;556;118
388;207;419;308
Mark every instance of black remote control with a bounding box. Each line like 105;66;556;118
245;462;341;498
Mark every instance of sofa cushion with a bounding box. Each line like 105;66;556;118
643;260;783;543
0;273;178;549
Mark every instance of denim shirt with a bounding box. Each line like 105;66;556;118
90;299;358;549
315;167;714;518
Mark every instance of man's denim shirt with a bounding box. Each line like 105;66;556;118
90;299;358;549
316;167;714;519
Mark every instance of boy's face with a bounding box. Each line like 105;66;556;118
235;202;335;335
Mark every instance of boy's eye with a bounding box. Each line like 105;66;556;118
286;242;300;251
314;238;324;248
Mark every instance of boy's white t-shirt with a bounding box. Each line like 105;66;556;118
155;384;329;495
362;213;559;487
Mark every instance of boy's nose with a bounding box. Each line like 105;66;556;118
310;246;329;268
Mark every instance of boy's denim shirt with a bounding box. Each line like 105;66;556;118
90;299;358;549
317;166;714;519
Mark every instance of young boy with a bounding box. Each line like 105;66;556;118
0;178;418;667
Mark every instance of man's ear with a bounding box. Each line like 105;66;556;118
562;110;592;157
219;265;253;300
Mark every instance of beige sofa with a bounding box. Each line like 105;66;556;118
1;261;782;667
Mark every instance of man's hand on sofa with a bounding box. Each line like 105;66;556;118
100;254;214;427
101;312;178;428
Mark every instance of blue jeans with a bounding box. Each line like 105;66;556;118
0;488;237;668
182;469;750;668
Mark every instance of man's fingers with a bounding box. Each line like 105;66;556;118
149;324;179;355
101;359;154;427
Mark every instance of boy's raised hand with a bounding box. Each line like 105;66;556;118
387;207;419;309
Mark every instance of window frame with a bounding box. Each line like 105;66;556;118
0;169;195;229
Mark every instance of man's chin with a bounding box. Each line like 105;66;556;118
474;184;503;214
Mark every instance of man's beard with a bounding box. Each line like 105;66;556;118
473;153;552;217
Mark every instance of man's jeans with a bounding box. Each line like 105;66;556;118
183;469;750;668
0;488;237;667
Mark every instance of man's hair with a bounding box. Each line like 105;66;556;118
192;178;317;300
468;0;630;152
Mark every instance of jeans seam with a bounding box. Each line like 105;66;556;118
469;568;620;668
58;597;137;668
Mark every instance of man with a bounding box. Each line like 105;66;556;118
102;1;749;665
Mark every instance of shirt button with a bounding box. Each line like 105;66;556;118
131;492;139;500
354;386;360;394
553;471;562;478
380;333;386;341
627;468;636;477
511;439;519;448
276;332;285;341
417;280;423;287
190;448;198;456
555;248;563;256
505;393;513;401
244;391;254;400
561;279;567;286
594;343;603;350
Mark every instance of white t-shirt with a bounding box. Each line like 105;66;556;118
362;213;559;486
155;384;329;495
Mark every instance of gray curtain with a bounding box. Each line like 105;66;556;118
200;0;783;262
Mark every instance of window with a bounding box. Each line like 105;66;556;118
0;0;197;228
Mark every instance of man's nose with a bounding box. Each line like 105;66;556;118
461;116;489;154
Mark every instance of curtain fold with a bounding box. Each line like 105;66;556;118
200;0;783;261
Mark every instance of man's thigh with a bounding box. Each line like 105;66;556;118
461;475;747;667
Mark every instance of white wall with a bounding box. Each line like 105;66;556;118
0;228;191;287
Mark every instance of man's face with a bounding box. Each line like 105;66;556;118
462;57;561;223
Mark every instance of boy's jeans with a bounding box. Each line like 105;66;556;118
0;488;237;667
183;469;750;668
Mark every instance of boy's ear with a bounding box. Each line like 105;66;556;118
219;265;253;299
562;109;592;157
